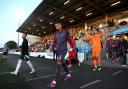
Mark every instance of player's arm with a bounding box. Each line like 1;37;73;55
100;31;105;36
100;30;105;37
49;35;56;51
67;32;76;49
77;38;82;45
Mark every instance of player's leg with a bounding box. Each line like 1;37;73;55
48;54;62;88
48;51;71;88
67;58;72;67
96;48;102;71
92;48;97;71
93;56;97;71
25;55;35;74
10;56;23;75
97;56;102;71
61;52;71;81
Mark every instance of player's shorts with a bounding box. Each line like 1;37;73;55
19;55;30;61
56;50;67;61
92;47;101;57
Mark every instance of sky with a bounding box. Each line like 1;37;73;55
0;0;42;48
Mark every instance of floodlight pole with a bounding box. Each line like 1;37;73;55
17;21;20;46
18;32;19;46
14;9;25;47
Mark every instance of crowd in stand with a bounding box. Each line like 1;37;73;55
29;37;53;52
29;20;128;52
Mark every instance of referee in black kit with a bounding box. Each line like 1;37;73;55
10;33;35;75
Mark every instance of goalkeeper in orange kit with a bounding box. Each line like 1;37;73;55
86;28;105;71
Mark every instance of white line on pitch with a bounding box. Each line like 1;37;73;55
0;67;51;75
80;80;101;89
26;71;74;82
0;72;10;75
112;70;122;76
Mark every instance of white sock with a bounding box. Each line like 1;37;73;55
94;65;97;68
26;61;35;72
14;60;22;73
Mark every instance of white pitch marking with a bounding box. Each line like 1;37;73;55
0;67;51;75
80;80;101;89
0;72;10;75
112;70;122;76
26;71;74;82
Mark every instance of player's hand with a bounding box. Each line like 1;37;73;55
101;29;104;32
85;31;88;34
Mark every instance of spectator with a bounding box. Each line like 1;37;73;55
106;35;116;62
120;34;128;66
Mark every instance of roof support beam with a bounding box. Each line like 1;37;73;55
85;0;107;15
43;2;82;20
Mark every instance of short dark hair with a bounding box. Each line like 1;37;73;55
55;22;62;25
95;28;99;32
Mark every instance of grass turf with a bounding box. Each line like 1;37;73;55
0;55;32;89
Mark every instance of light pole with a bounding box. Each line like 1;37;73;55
17;21;20;46
14;9;25;46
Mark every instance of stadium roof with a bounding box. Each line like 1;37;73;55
17;0;128;36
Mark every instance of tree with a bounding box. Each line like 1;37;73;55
5;41;17;50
